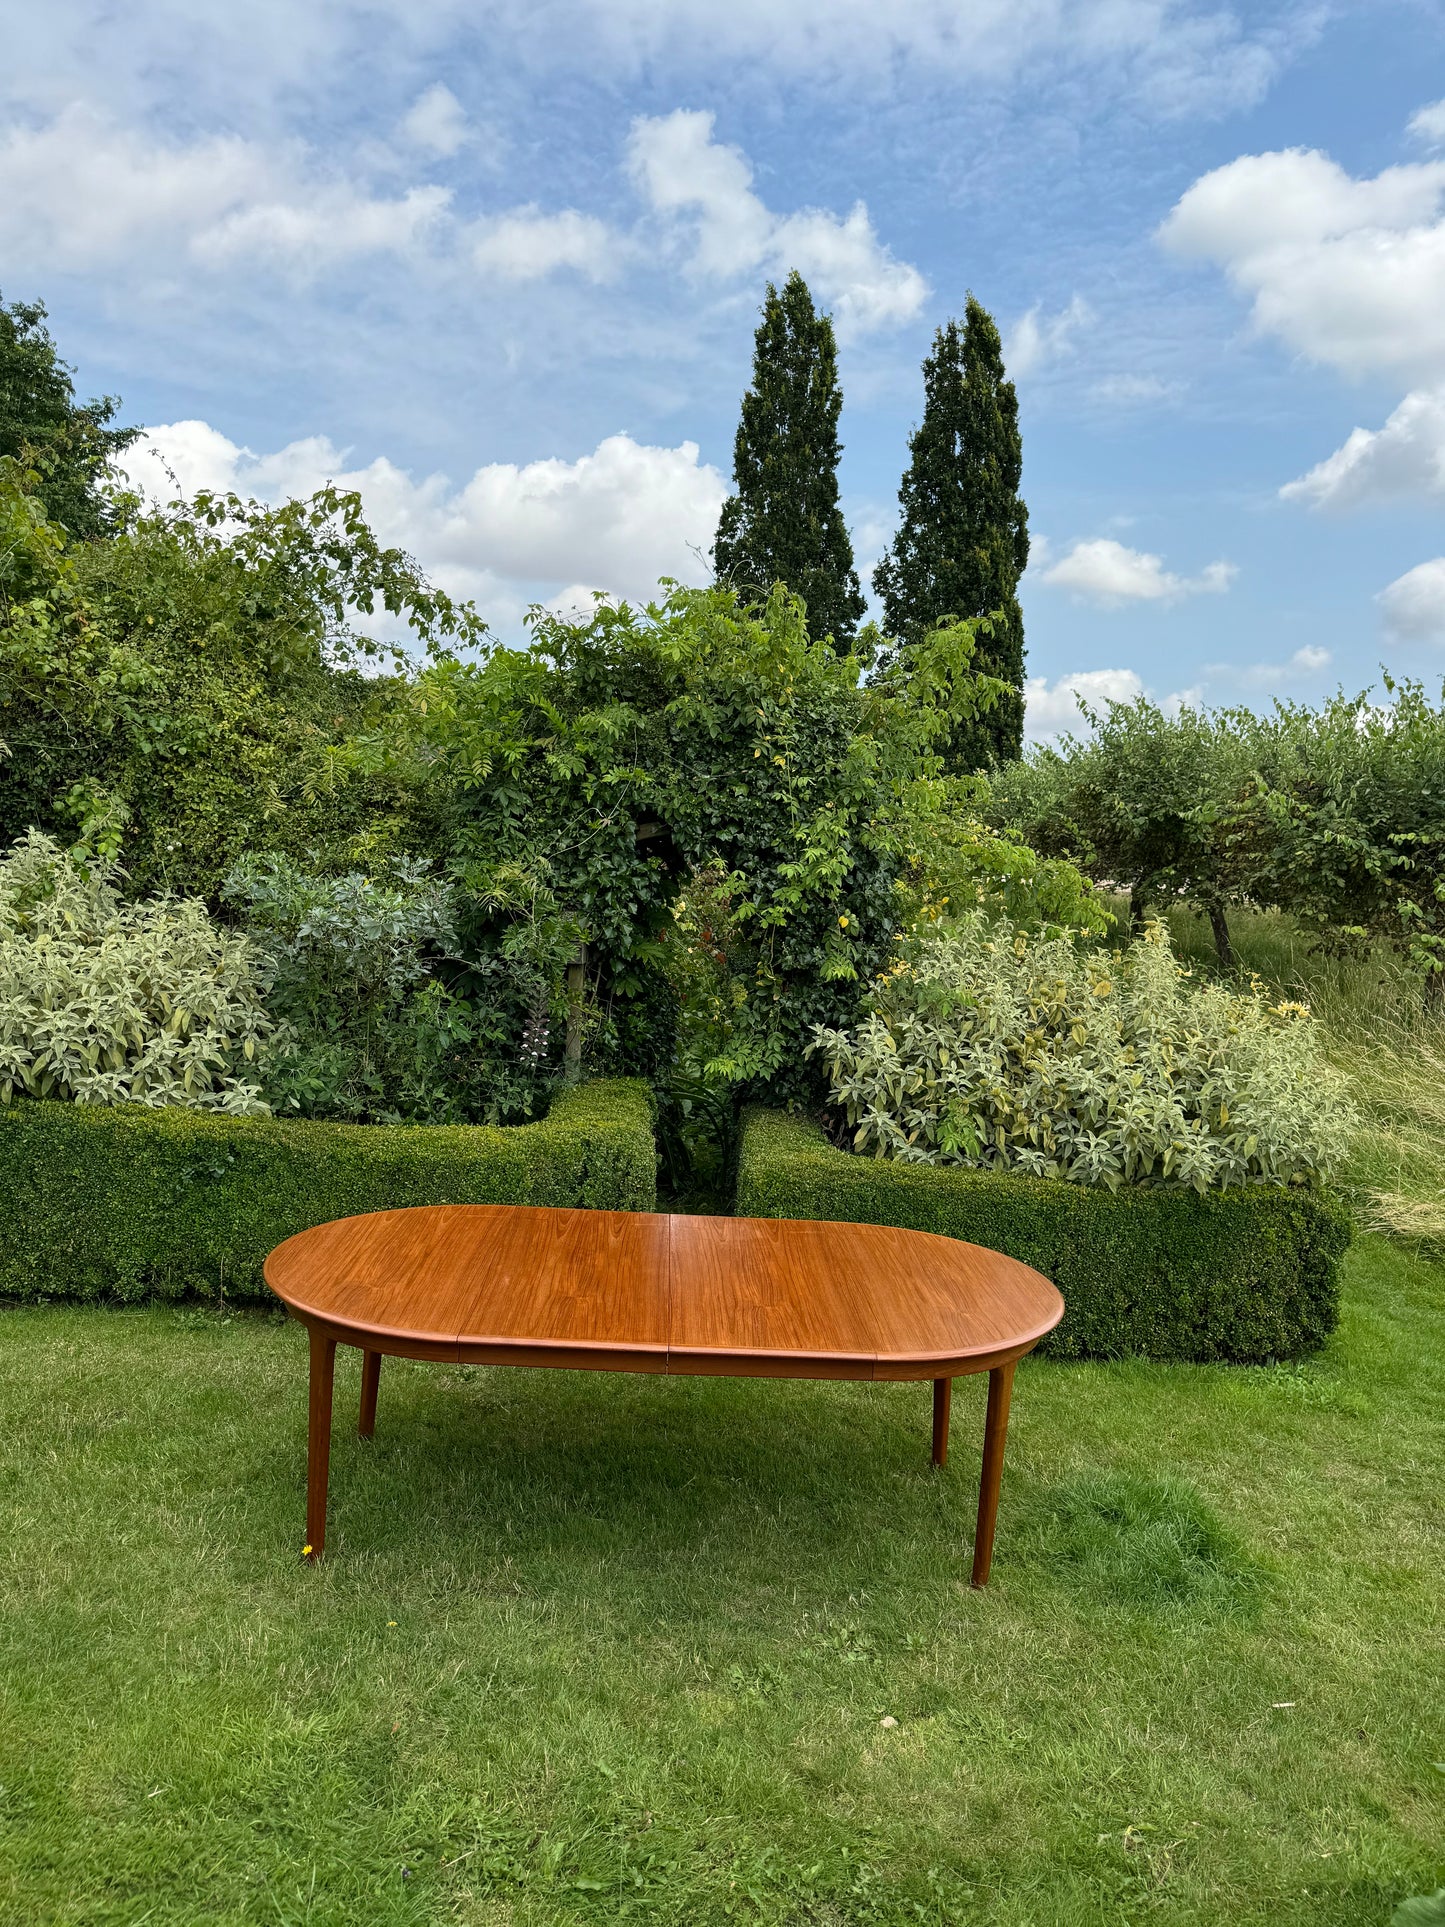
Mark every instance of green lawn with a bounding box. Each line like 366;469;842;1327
0;1240;1441;1925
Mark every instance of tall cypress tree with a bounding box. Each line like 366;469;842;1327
873;296;1029;768
713;271;865;652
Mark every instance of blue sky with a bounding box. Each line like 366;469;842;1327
4;0;1445;733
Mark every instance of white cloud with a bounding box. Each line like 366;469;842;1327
400;83;470;157
195;185;450;270
513;0;1294;117
1188;129;1445;512
0;106;269;271
1378;559;1445;642
120;422;728;625
626;109;926;336
0;100;919;319
435;433;726;589
1025;661;1234;740
1023;647;1329;737
1043;538;1236;606
1024;668;1145;737
1089;373;1182;407
629;111;770;275
1281;387;1445;509
117;420;255;502
0;104;450;276
470;207;620;281
1005;295;1091;377
1160;144;1445;382
5;0;1304;132
545;583;619;621
1223;644;1332;686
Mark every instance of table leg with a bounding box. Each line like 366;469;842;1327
358;1348;382;1440
971;1359;1016;1589
305;1327;337;1561
931;1376;952;1468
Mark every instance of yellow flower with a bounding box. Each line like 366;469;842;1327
301;1543;313;1557
839;916;849;929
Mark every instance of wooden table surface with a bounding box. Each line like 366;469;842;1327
265;1205;1064;1584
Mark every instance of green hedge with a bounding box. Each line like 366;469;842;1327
0;1081;656;1305
736;1109;1351;1363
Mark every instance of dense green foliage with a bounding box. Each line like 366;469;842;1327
0;459;472;899
812;917;1353;1190
0;293;136;538
652;799;1108;1200
223;851;548;1124
0;1078;655;1303
0;831;272;1112
713;272;866;652
737;1107;1350;1362
1255;679;1445;985
890;776;1112;941
995;682;1445;991
367;582;1010;1106
991;698;1255;962
873;299;1029;768
3;434;1081;1120
0;302;1072;1123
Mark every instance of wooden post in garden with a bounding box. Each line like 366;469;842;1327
564;942;587;1084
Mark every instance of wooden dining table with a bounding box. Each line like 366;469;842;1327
264;1204;1064;1587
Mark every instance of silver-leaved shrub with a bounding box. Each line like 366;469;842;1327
810;917;1355;1190
0;831;272;1111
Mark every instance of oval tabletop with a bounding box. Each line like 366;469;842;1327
264;1205;1064;1381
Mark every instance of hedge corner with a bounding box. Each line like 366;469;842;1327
736;1106;1351;1364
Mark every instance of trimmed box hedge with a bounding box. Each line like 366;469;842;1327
736;1109;1351;1362
0;1080;656;1305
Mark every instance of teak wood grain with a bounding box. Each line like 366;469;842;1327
265;1205;1063;1584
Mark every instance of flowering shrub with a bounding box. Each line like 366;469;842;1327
810;917;1355;1191
224;852;459;1003
223;852;465;1122
222;853;556;1124
0;832;271;1111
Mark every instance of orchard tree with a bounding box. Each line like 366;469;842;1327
990;682;1445;994
0;294;137;539
713;271;866;652
1254;679;1445;997
874;297;1028;768
989;699;1264;967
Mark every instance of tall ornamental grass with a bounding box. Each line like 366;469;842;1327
811;917;1355;1191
